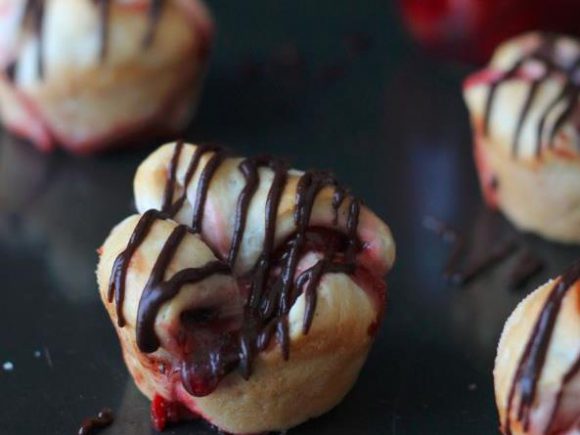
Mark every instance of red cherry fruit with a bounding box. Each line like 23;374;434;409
399;0;580;63
151;394;168;431
151;394;201;431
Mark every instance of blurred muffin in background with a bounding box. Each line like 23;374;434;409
463;32;580;244
0;132;134;303
0;0;213;154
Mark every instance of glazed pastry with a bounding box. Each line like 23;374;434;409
463;32;580;244
494;261;580;435
97;141;396;433
0;0;213;153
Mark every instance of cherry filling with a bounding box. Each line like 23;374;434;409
181;307;219;325
175;303;244;397
179;331;240;397
288;226;358;256
168;228;385;400
151;394;199;431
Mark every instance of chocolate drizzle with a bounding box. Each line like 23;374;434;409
96;0;111;61
161;139;184;212
227;156;288;267
78;408;114;435
143;0;165;48
482;34;580;157
24;0;45;77
449;238;517;286
6;0;166;81
546;356;580;432
108;142;366;396
190;150;225;233
504;260;580;434
161;143;222;218
108;209;163;327
136;224;230;353
423;216;512;285
236;168;360;377
423;216;542;288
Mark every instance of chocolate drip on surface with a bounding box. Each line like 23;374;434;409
449;238;517;286
227;156;288;267
504;260;580;434
422;216;465;281
482;35;580;158
95;0;111;61
423;216;535;287
78;408;114;435
24;0;45;78
109;142;367;396
509;251;544;289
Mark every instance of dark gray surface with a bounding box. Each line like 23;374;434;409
1;1;579;434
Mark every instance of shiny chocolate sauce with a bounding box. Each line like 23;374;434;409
108;143;367;397
482;34;580;158
423;216;542;287
78;408;114;435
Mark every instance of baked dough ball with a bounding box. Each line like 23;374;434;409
463;32;580;244
0;0;213;153
97;141;396;433
494;261;580;434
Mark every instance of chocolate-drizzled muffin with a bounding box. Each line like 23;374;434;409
494;260;580;435
463;33;580;244
97;141;396;433
0;0;213;154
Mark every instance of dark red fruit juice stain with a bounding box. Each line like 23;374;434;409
351;265;387;337
151;394;199;432
78;408;114;435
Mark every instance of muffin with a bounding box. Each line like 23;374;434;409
0;0;213;153
97;141;396;433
